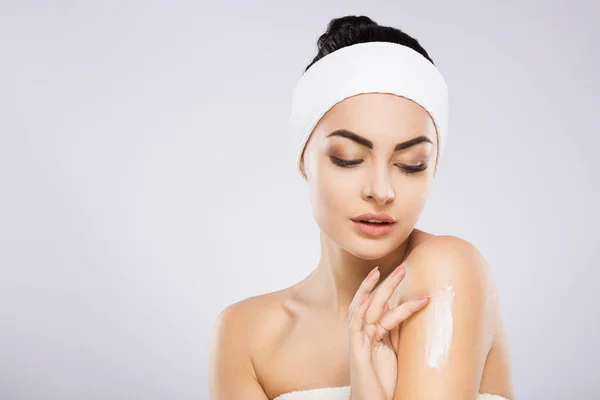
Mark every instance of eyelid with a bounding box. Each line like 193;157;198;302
331;155;426;165
329;155;362;167
329;153;363;161
401;160;427;165
396;158;428;166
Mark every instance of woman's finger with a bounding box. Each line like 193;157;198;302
348;294;374;369
365;263;408;325
348;266;380;319
348;293;371;333
372;302;391;342
378;296;431;332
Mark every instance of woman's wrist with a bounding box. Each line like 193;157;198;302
349;362;387;400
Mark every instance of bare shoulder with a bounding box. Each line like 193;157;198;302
404;234;497;301
390;234;514;398
408;234;493;273
214;288;293;350
210;289;294;399
395;234;499;350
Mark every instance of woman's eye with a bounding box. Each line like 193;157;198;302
330;156;427;173
395;163;428;174
329;156;363;168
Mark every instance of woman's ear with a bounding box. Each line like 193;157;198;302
299;157;307;180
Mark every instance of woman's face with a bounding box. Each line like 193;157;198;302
300;93;438;260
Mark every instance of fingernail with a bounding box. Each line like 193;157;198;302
393;264;406;276
367;266;379;280
416;294;431;300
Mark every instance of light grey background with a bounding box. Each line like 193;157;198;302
1;1;598;399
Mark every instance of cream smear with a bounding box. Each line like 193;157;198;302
425;284;455;371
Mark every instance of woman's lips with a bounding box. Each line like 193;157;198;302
351;220;396;238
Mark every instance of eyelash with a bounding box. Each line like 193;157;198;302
329;156;427;174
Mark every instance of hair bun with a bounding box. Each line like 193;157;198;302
324;15;378;37
316;16;379;55
305;15;433;72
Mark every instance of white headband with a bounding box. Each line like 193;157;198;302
289;41;449;176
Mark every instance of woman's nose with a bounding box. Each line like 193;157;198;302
362;166;395;205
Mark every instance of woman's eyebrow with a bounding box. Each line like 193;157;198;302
326;129;433;151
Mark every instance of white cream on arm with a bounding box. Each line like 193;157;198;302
425;284;455;371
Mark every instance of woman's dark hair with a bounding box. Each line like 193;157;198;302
305;15;434;72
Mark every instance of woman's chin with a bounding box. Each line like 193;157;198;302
343;238;400;260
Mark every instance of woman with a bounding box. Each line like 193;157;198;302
210;15;515;400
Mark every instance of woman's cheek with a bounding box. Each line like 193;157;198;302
399;182;432;217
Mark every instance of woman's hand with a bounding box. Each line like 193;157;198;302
347;263;431;400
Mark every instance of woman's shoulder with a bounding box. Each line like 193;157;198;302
397;231;500;345
400;232;513;397
407;231;495;283
216;288;288;323
214;287;297;352
211;286;301;397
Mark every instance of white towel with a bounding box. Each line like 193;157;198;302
273;386;350;400
273;386;509;400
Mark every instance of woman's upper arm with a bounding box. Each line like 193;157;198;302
393;236;497;400
210;302;270;400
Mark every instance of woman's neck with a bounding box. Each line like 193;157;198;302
299;230;414;321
